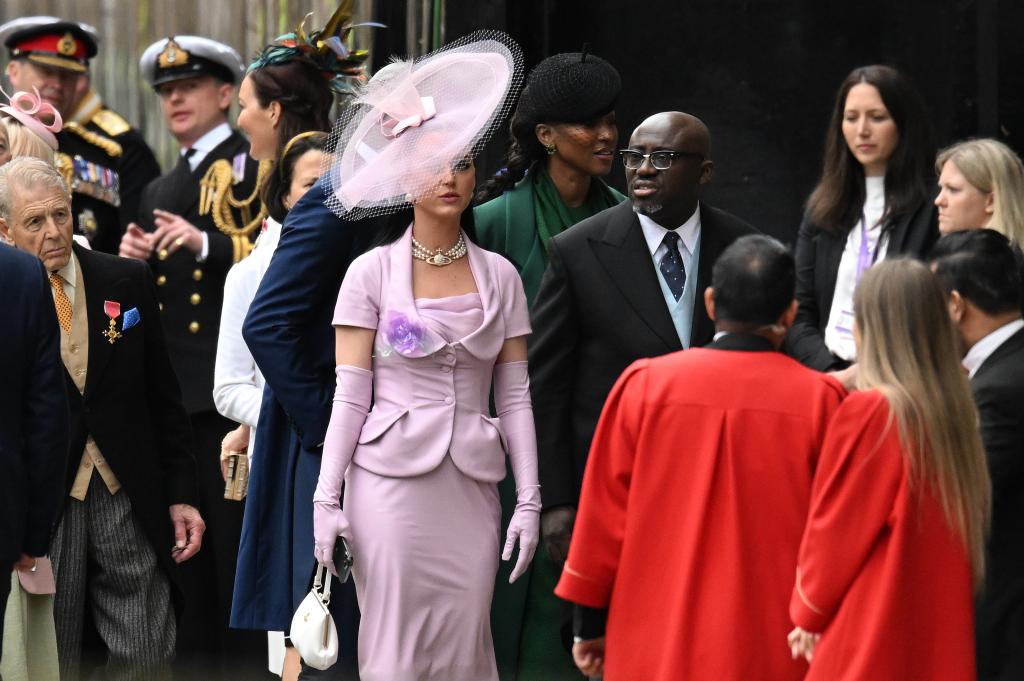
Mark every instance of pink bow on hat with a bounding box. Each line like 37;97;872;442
381;96;436;138
0;87;63;150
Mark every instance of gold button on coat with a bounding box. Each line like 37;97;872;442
157;275;167;285
189;321;200;333
192;269;203;281
158;249;169;261
190;293;201;305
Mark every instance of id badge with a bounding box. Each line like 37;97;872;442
834;309;855;338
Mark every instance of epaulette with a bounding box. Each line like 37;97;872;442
64;122;123;158
199;159;271;262
55;153;75;191
91;108;132;137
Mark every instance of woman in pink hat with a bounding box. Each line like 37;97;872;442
312;32;539;681
0;86;64;681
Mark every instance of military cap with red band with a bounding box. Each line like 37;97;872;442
0;16;99;73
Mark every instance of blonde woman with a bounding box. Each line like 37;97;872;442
1;118;55;163
0;97;63;681
788;259;991;680
936;138;1024;245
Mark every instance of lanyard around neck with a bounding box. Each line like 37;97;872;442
856;211;882;282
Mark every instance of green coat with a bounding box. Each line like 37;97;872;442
474;174;625;680
474;176;626;305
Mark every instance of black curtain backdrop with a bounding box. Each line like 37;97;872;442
374;0;1024;243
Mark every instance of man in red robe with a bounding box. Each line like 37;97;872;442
555;235;845;680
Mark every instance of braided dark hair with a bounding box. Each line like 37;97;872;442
475;110;547;203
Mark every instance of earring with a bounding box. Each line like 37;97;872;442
545;143;556;156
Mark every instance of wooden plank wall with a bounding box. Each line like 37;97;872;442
0;0;379;168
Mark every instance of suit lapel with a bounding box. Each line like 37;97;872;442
76;246;128;397
973;326;1024;382
690;207;724;346
589;203;680;351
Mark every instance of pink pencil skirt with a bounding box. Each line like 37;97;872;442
344;455;501;681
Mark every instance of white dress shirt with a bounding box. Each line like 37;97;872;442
637;204;701;279
181;122;233;263
962;318;1024;378
184;121;232;172
824;176;890;361
213;218;283;452
51;252;78;305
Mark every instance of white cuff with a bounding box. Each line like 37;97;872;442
196;232;209;263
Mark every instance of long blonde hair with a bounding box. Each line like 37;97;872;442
854;259;991;587
936;138;1024;247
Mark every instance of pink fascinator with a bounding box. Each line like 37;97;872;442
0;87;62;150
324;30;523;219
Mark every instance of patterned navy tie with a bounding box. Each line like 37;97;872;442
659;231;686;301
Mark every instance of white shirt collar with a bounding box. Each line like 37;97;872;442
963;318;1024;378
637;203;701;256
183;121;232;169
56;250;77;289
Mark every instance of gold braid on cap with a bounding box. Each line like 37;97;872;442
64;122;123;157
199;159;271;262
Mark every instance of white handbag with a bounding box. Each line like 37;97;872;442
290;564;339;670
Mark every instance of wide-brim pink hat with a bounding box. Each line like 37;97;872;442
0;87;62;150
324;30;523;219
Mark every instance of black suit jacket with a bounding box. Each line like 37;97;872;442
138;129;260;414
529;200;757;509
971;326;1024;681
0;245;68;563
64;244;198;596
785;195;938;371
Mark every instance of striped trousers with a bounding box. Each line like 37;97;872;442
50;473;175;681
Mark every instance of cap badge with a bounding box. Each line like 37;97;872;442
158;39;190;68
57;33;77;56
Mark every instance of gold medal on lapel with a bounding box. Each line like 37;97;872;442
102;300;122;344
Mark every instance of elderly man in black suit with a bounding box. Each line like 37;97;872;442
0;242;68;660
930;229;1024;681
528;110;757;638
0;156;203;681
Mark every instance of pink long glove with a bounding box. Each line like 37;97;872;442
313;365;373;576
494;360;541;583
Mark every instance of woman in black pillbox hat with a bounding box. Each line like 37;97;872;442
474;51;624;305
473;50;623;681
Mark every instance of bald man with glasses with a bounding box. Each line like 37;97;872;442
528;113;758;627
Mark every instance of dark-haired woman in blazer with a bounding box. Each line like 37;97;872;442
785;64;939;372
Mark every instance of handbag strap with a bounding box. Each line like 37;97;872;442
313;563;333;605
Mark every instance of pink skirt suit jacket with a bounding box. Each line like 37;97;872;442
333;225;531;480
331;225;532;681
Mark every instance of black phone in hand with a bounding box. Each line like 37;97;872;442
332;537;353;583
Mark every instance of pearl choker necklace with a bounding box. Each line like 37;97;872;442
411;233;467;266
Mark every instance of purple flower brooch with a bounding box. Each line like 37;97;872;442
380;312;425;356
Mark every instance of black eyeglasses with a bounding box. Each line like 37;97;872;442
619;149;704;170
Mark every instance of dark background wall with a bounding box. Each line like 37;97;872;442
376;0;1024;243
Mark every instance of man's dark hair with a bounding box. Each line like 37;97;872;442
928;229;1023;315
711;234;795;326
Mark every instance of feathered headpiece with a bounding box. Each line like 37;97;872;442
248;0;383;94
